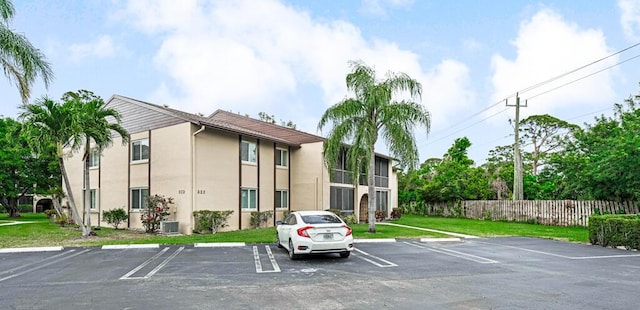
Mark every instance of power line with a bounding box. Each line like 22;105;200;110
518;42;640;95
525;53;640;101
423;108;510;146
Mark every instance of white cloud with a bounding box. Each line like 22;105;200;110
115;0;474;132
619;0;640;41
68;35;118;61
489;9;617;120
359;0;415;17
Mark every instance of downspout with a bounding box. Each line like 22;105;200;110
192;125;206;233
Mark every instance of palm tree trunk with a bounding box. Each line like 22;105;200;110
59;156;87;235
367;151;376;233
83;139;92;237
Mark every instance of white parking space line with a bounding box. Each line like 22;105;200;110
404;242;498;264
254;246;281;273
120;247;170;280
471;240;640;260
353;248;397;267
135;247;185;279
0;249;91;283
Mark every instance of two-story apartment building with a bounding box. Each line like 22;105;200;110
63;95;398;234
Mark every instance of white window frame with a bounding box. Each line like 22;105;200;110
131;139;149;163
89;148;100;168
241;140;257;164
131;187;149;210
275;190;288;209
276;148;288;168
241;188;257;210
89;189;99;210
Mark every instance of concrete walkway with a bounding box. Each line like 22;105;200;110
0;221;37;227
377;222;479;239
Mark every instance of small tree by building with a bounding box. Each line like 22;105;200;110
103;208;128;229
141;195;173;233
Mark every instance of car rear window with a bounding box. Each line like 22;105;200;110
301;214;342;224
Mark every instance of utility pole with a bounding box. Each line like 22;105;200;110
506;93;525;200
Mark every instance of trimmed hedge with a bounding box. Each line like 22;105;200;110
588;214;640;250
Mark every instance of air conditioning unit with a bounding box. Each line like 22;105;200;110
160;221;179;234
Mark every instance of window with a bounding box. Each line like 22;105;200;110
131;139;149;162
375;157;389;188
330;186;354;215
376;190;388;212
241;188;257;210
275;190;288;209
284;213;297;225
331;150;352;184
131;188;148;210
241;140;257;163
89;148;100;168
276;148;288;167
89;189;98;210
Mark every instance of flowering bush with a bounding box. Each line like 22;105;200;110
140;194;173;233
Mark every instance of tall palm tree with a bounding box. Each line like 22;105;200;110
318;61;431;233
0;0;53;104
62;90;128;236
19;97;87;235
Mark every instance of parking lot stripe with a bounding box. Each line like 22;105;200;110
0;249;91;283
265;246;281;273
142;247;185;279
253;246;281;273
120;247;170;280
571;254;640;260
354;238;396;243
473;241;640;260
404;242;498;264
378;223;479;239
353;248;397;267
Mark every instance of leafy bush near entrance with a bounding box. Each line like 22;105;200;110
589;214;640;250
103;208;128;229
250;211;273;228
141;195;173;233
390;208;402;220
193;210;234;233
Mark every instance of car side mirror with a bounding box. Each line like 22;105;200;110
276;220;283;225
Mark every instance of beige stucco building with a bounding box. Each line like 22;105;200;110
63;95;398;234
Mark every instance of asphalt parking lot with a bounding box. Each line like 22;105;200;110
1;237;639;310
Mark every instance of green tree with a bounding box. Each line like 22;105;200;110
519;114;578;175
20;97;87;234
318;61;430;233
0;0;53;103
0;117;59;217
62;90;128;236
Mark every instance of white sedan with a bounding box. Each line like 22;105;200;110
276;210;354;260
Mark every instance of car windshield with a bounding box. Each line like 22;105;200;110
301;214;342;224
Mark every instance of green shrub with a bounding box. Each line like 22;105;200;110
18;204;32;213
103;208;128;229
141;195;172;233
250;210;273;228
193;210;234;233
342;214;357;225
589;214;640;250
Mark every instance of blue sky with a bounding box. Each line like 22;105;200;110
2;0;640;164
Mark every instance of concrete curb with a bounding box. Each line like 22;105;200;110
102;244;159;249
354;238;396;243
420;237;462;242
0;246;64;253
194;242;246;248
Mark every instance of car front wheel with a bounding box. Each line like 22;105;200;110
288;239;300;260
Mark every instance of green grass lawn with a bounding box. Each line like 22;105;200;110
0;213;443;248
0;213;589;248
393;214;589;243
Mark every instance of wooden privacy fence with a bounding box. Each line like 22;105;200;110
418;200;639;227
